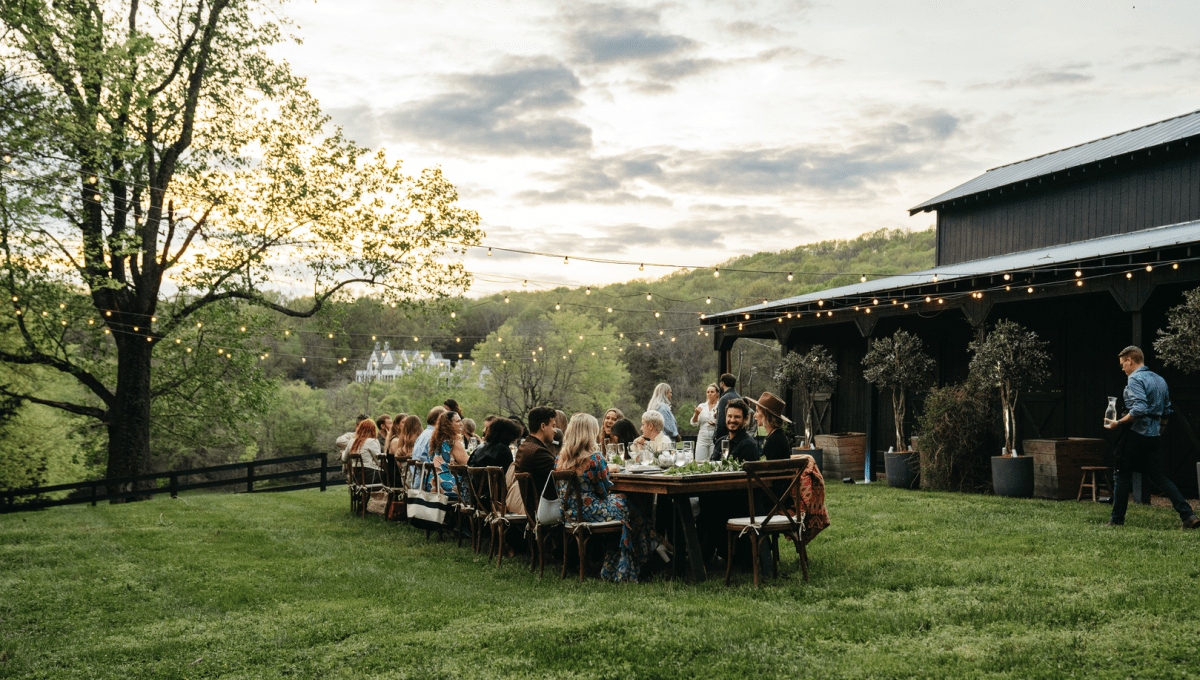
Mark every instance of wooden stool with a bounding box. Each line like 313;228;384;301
1077;466;1112;502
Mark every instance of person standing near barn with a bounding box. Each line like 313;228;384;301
1103;346;1200;529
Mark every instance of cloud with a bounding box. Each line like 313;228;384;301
1120;47;1200;72
725;20;784;39
518;107;966;202
339;57;593;156
563;3;696;64
968;65;1094;90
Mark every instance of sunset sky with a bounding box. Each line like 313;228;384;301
273;0;1200;297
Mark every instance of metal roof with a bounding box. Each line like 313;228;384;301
709;218;1200;321
909;109;1200;214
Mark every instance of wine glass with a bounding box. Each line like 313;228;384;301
720;439;730;463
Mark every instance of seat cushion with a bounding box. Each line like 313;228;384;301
725;515;799;530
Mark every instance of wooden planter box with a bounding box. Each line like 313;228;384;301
814;432;866;480
1024;438;1106;500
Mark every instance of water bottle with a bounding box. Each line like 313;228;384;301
1104;397;1117;426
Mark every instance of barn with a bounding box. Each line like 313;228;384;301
705;109;1200;497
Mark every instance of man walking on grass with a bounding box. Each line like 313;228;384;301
1103;346;1200;529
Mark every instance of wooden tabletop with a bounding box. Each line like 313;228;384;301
611;469;793;495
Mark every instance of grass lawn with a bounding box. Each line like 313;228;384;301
1;483;1198;679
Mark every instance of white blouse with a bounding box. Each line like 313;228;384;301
690;401;719;440
342;437;382;471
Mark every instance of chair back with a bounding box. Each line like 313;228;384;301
449;464;471;507
551;470;586;523
741;458;806;529
513;472;537;524
466;467;490;514
486;467;511;517
381;453;409;489
414;461;439;492
347;454;367;487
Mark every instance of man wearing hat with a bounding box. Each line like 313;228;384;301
747;392;793;460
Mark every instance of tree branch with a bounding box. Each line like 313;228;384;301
0;387;107;421
0;348;115;409
159;277;378;335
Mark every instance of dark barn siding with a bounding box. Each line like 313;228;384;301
936;152;1200;266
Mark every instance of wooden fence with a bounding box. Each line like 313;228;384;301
2;453;345;513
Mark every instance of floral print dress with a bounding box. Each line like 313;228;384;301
559;452;661;583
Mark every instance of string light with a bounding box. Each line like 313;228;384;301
860;275;866;283
1145;264;1153;272
487;248;492;256
1126;272;1133;279
1173;263;1179;269
504;296;509;303
1075;270;1082;277
639;264;644;271
1027;287;1034;294
706;297;711;305
646;293;652;301
585;287;591;295
563;256;569;265
1003;273;1011;281
713;268;720;278
555;302;561;310
607;307;613;313
787;273;793;282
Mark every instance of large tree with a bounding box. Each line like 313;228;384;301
0;1;481;486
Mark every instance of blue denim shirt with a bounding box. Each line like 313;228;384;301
1124;366;1172;437
656;403;679;439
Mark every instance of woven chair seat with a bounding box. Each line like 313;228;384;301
563;520;623;530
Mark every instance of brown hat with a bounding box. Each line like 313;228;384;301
746;392;792;424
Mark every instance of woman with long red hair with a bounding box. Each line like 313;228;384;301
342;418;382;482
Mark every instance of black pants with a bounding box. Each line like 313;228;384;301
1111;430;1195;524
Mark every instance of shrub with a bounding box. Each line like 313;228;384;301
916;380;997;492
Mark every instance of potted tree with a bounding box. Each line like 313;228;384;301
1154;286;1200;494
968;319;1050;497
863;330;936;489
775;346;838;475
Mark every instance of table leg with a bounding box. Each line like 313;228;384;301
673;497;707;582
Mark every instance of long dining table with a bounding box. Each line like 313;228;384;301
611;465;797;582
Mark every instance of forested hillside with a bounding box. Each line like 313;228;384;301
1;227;934;488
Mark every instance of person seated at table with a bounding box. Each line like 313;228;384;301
747;392;792;461
335;414;370;457
610;418;639;450
599;408;624;446
514;407;557;496
387;415;422;457
430;410;468;499
412;405;446;464
713;399;761;462
469;417;522;471
634;410;673;455
463;418;482;450
555;413;672;583
342;418;382;483
375;414;392;448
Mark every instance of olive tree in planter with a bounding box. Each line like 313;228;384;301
968;319;1050;497
863;330;936;488
1153;287;1200;495
775;346;837;449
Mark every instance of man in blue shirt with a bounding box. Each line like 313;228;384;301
1103;346;1199;529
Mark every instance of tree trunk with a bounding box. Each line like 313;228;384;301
105;338;154;502
892;388;906;451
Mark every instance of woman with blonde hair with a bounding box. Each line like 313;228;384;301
690;383;720;462
647;383;678;441
556;413;671;582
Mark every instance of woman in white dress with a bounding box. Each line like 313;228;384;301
690;383;720;462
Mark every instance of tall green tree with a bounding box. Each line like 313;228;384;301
967;320;1049;456
475;310;629;416
0;1;481;487
862;329;936;451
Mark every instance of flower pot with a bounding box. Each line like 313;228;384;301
885;450;920;489
1024;438;1105;500
791;447;823;474
814;432;865;480
991;455;1034;498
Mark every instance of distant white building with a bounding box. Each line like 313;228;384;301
355;341;457;383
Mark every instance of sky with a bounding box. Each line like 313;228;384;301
271;0;1200;297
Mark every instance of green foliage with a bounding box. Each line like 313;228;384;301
863;330;936;451
968;320;1050;455
476;311;629;416
4;486;1200;678
1154;287;1200;373
776;346;837;447
915;381;997;492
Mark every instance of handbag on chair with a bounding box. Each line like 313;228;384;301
406;464;450;525
535;473;562;526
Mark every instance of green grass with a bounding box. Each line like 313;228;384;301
1;484;1198;679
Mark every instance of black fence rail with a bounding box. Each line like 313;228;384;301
2;453;346;513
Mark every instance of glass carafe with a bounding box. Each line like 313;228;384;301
1105;396;1118;426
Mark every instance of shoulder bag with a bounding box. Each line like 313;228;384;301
536;472;562;526
406;463;450;525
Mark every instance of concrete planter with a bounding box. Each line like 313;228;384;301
885;450;920;489
1024;438;1106;500
814;432;865;480
992;455;1034;498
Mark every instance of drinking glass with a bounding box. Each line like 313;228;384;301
720;439;730;462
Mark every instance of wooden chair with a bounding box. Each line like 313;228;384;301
513;471;556;576
552;470;624;582
486;466;528;567
725;458;808;587
466;467;492;554
448;464;477;548
381;454;411;522
346;454;382;519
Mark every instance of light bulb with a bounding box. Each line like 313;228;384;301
646;293;651;300
1173;263;1179;269
860;275;866;283
713;268;720;278
1126;272;1133;279
451;312;456;318
817;300;824;307
787;273;793;281
563;256;569;265
1003;273;1011;281
487;247;492;256
555;302;561;310
1075;270;1082;277
1027;287;1033;294
1146;264;1153;272
607;307;612;313
586;287;591;295
522;280;527;287
639;264;644;271
504;296;509;303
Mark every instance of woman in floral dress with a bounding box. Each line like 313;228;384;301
556;414;671;583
